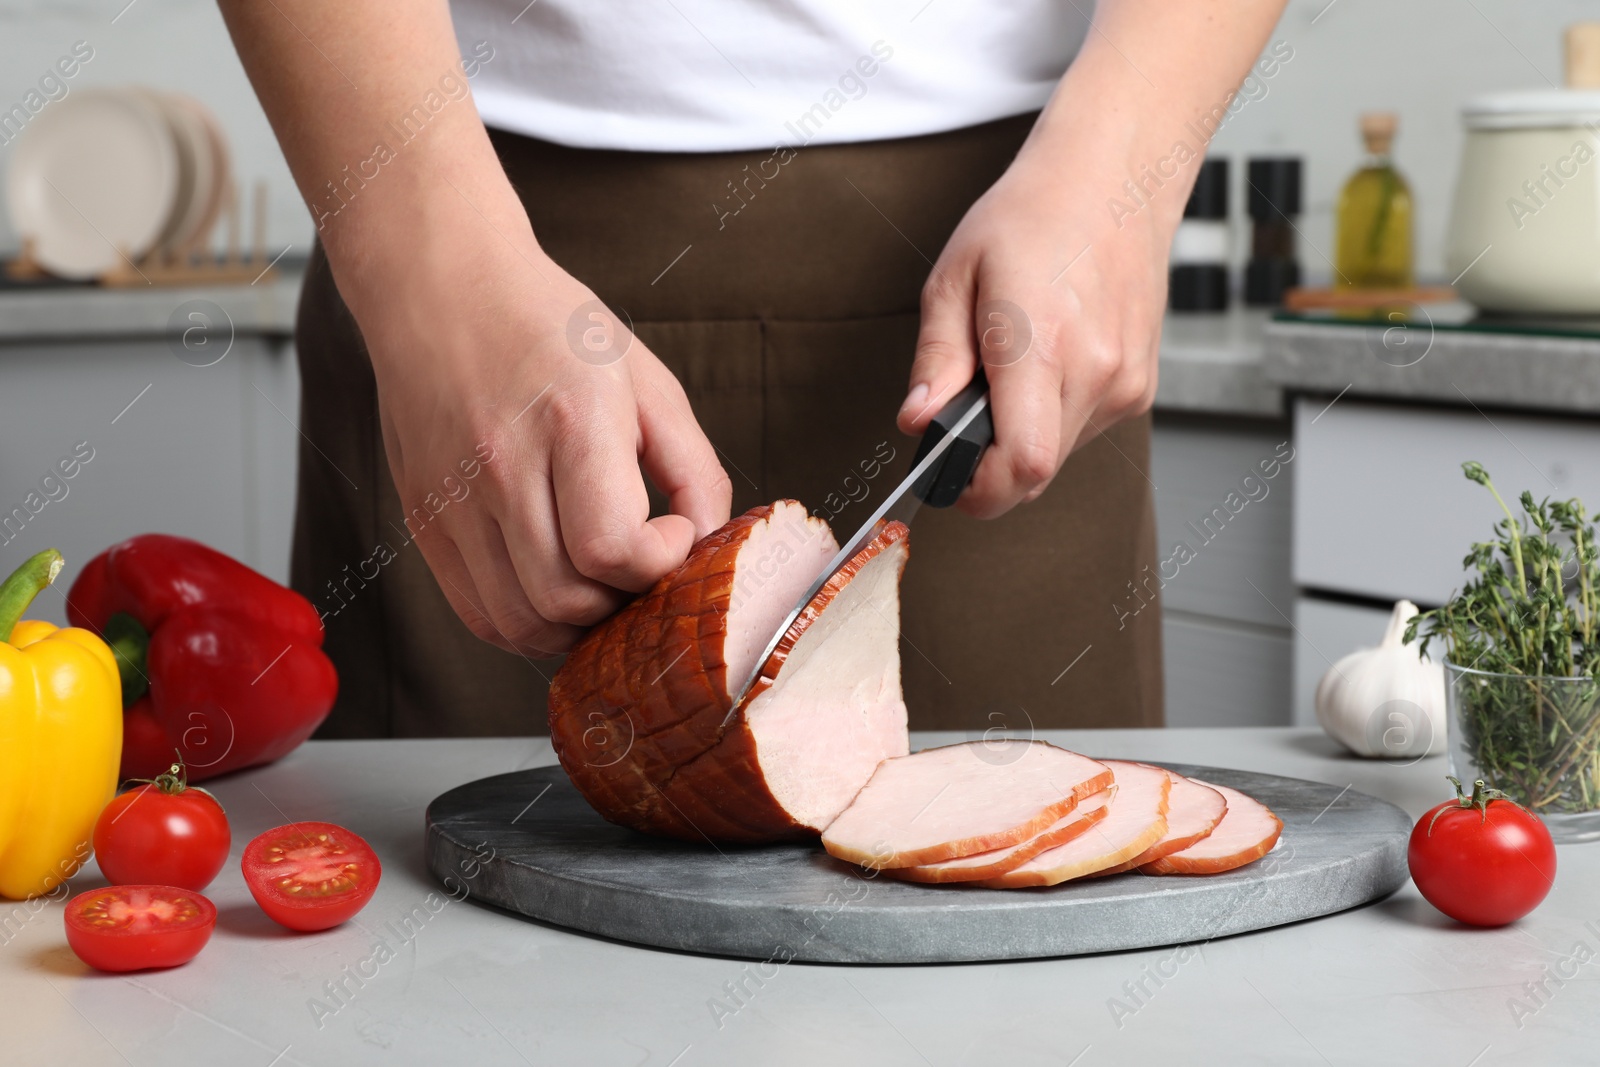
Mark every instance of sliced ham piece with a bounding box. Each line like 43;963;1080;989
1140;781;1283;875
1093;767;1227;876
885;789;1115;884
548;501;911;843
821;741;1113;869
977;760;1170;888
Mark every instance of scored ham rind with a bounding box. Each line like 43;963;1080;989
976;761;1170;888
884;789;1115;884
821;740;1113;869
1092;767;1227;877
1140;782;1283;876
548;501;910;843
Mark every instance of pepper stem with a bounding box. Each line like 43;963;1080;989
102;613;151;707
0;549;63;643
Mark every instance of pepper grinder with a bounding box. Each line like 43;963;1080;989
1245;157;1302;307
1169;157;1230;312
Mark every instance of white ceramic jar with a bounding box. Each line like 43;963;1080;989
1446;91;1600;314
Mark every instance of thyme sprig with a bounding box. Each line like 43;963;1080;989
1405;463;1600;814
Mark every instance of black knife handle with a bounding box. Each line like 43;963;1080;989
910;369;993;508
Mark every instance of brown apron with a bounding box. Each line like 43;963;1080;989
292;112;1163;738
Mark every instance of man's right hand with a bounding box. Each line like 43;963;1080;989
351;232;732;657
217;0;731;656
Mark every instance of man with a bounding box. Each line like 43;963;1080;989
219;0;1286;737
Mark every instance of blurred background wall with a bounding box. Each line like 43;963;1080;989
0;0;1591;279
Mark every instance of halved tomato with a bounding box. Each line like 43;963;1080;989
65;885;216;972
242;821;381;932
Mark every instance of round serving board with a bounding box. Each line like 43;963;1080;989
424;763;1410;964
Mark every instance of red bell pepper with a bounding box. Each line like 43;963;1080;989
65;534;337;782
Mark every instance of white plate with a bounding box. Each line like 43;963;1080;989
172;94;232;254
159;92;230;254
129;88;194;256
6;88;180;278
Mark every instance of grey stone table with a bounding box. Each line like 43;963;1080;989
2;728;1591;1067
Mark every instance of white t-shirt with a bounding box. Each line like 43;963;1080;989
450;1;1088;152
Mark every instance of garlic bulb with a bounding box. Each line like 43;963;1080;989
1315;600;1446;758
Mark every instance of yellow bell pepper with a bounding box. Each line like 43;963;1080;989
0;549;122;899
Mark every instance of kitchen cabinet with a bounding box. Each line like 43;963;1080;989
1161;612;1292;728
1290;596;1391;727
1289;395;1600;721
1150;415;1294;628
1149;308;1298;728
1269;314;1600;724
1150;410;1295;728
1292;396;1600;606
0;278;302;619
1159;310;1600;728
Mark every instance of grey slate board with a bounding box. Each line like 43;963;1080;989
424;763;1410;964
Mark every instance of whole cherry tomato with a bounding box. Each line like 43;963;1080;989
1408;776;1556;927
65;885;216;972
242;821;381;932
93;761;231;891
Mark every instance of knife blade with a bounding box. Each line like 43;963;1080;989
725;370;994;715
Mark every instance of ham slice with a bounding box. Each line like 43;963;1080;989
1093;767;1227;876
548;501;910;843
1141;781;1283;875
885;789;1115;884
977;761;1170;888
821;741;1113;869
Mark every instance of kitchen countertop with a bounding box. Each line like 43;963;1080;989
5;275;1599;420
1154;307;1284;419
3;728;1587;1066
1162;303;1600;419
1;274;1284;420
1263;307;1600;415
0;267;305;341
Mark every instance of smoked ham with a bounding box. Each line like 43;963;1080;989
1141;782;1283;875
547;501;910;843
977;761;1170;888
1094;767;1227;876
885;789;1114;884
545;499;1290;884
821;740;1113;869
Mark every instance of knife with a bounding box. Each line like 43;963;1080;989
726;370;994;714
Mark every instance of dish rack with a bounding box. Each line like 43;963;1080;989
6;178;277;288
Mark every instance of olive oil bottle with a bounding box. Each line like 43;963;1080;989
1336;112;1413;288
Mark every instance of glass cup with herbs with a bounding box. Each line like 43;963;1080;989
1410;463;1600;842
